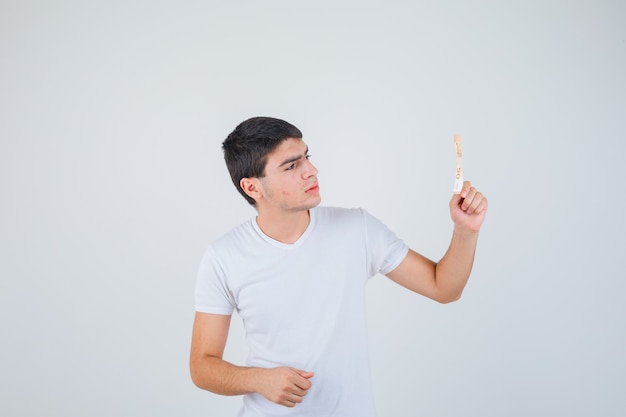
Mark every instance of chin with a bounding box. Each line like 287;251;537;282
297;197;321;211
309;195;322;208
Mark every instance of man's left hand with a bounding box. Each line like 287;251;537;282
449;181;488;233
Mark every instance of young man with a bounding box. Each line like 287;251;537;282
190;117;488;416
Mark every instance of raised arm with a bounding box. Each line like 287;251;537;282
190;312;314;407
386;181;488;303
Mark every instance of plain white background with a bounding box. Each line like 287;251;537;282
1;1;625;416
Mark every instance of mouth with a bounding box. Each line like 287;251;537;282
306;184;320;193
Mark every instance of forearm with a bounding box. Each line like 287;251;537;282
190;355;261;396
434;226;480;302
191;356;314;407
386;182;486;303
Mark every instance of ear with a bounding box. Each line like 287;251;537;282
240;177;263;203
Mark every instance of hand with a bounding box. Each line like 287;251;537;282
256;367;314;408
449;181;488;233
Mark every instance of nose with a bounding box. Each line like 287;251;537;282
302;158;318;178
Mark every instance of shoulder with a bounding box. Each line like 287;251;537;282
203;217;259;260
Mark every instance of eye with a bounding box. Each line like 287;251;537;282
305;154;312;160
286;163;296;171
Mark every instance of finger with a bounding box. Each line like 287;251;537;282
467;192;488;214
466;192;484;214
290;384;309;396
294;370;314;390
294;380;312;391
280;390;306;407
475;195;488;213
460;187;478;211
287;392;305;404
281;399;297;408
460;180;472;198
466;193;483;214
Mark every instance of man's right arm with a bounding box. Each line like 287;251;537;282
189;312;314;407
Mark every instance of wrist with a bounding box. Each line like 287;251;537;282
452;225;480;240
242;367;263;394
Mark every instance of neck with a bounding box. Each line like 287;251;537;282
255;208;311;244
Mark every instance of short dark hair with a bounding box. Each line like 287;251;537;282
222;117;303;205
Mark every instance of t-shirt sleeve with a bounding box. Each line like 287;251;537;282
362;209;410;277
194;245;236;315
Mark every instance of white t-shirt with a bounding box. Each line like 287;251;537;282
195;206;409;417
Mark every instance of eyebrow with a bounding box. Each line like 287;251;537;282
277;147;309;168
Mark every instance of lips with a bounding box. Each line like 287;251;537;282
306;184;319;193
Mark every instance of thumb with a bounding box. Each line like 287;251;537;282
297;370;315;379
450;192;464;208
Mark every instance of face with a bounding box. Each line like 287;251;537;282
250;138;321;213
